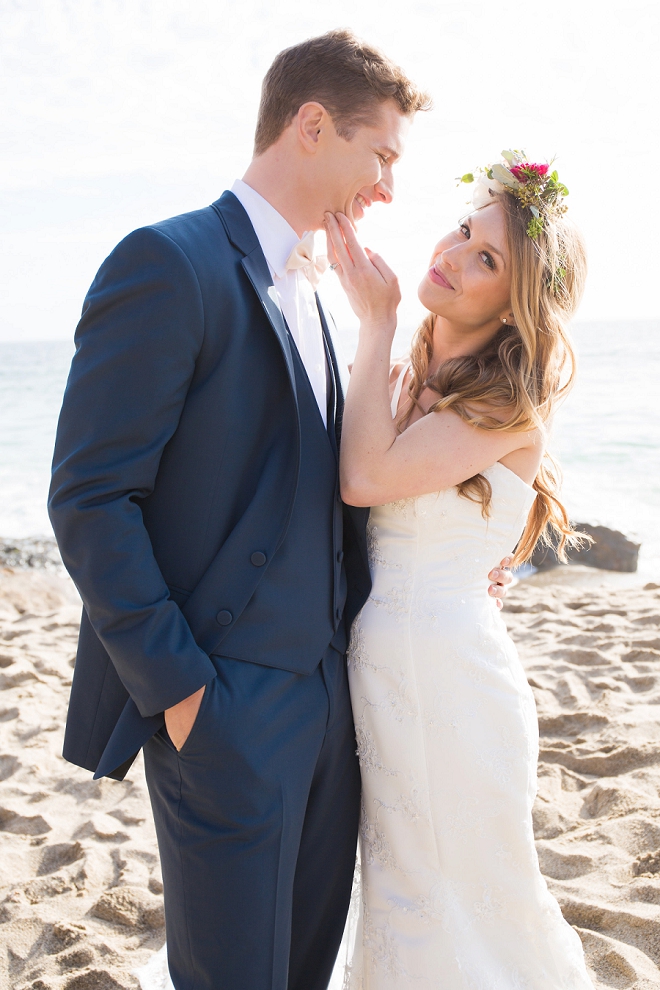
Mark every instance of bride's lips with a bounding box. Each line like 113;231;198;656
428;265;454;289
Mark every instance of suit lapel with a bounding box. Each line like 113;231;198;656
321;332;338;461
241;250;297;399
317;299;344;450
317;301;350;403
317;298;371;579
212;192;297;400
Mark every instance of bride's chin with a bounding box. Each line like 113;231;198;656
418;287;448;318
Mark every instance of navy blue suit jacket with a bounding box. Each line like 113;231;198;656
49;192;371;780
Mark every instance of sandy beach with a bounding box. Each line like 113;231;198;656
0;568;164;990
1;564;660;989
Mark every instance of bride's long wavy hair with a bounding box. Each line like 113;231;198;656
396;191;588;565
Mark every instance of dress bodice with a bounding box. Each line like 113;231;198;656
367;462;537;611
380;360;537;606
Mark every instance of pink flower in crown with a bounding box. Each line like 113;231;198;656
509;162;550;182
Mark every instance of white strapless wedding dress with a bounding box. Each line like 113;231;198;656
335;376;593;990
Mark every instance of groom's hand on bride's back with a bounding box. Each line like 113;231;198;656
488;557;513;609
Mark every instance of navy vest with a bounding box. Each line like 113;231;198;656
217;335;347;673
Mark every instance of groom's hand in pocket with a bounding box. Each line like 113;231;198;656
488;557;513;610
164;685;206;751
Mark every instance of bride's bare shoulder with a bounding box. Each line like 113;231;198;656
389;358;409;385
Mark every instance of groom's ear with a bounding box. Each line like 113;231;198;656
297;102;333;154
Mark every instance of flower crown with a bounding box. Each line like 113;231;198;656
459;150;569;240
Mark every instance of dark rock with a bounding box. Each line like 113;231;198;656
530;524;640;573
0;537;62;570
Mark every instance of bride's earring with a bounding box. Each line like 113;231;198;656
501;317;507;324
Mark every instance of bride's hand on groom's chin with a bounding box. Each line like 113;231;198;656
324;212;400;335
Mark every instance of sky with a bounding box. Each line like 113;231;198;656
2;0;659;342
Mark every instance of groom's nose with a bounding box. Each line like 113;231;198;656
373;169;394;205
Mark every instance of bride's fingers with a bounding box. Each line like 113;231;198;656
324;213;355;269
338;219;397;289
325;225;338;265
335;213;372;269
364;248;398;286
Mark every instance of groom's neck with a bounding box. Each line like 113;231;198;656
241;150;323;237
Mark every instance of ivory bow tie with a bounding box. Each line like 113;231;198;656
285;231;329;290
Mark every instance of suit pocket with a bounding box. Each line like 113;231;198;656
176;675;215;758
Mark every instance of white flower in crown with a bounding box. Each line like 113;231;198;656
456;150;571;294
470;173;506;209
457;151;568;241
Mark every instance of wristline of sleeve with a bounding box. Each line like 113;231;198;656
84;591;219;718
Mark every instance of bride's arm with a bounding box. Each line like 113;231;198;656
325;212;536;508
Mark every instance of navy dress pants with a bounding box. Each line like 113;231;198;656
143;645;361;990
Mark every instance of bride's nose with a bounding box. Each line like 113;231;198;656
440;246;460;270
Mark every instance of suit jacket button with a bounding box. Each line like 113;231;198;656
216;610;233;626
250;551;267;567
337;550;344;563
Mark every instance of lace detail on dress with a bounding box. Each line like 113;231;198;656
360;803;398;870
347;618;385;674
362;904;404;980
368;580;412;618
422;694;479;733
355;716;399;777
387;497;417;515
367;520;402;571
373;791;431;827
364;677;418;723
445;798;494;838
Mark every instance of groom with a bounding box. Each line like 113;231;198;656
50;29;512;990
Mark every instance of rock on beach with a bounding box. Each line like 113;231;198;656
532;523;641;573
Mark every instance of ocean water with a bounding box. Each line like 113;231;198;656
1;320;658;578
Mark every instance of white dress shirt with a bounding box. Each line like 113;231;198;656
231;179;328;426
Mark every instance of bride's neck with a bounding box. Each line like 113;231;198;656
428;315;498;375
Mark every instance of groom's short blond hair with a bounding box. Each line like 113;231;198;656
254;29;431;156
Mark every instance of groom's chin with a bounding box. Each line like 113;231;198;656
346;201;362;228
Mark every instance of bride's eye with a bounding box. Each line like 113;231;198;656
480;252;496;271
459;223;470;238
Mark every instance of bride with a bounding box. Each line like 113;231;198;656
325;153;593;989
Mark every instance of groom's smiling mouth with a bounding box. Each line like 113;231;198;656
352;193;372;221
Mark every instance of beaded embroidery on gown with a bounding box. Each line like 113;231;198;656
337;366;592;990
